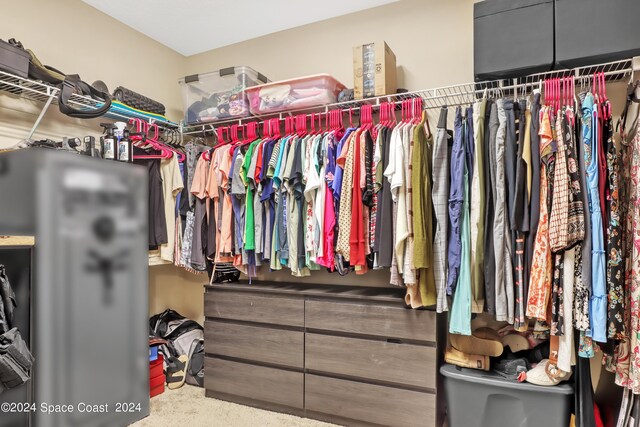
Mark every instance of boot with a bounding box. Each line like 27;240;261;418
450;327;504;357
445;346;490;371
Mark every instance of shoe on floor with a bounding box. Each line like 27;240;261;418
524;359;571;386
450;327;503;357
445;346;490;371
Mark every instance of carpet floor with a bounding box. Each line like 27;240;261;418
131;385;340;427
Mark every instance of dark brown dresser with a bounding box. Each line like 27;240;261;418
203;281;444;427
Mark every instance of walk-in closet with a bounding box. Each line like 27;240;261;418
1;0;640;426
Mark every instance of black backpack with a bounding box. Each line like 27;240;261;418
149;309;204;388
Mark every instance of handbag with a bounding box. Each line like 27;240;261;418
0;265;16;335
7;38;111;119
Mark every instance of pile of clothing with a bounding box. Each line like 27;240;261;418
255;84;338;113
187;90;250;124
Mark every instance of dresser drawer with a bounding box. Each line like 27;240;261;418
205;290;304;327
305;374;435;427
305;333;435;389
305;300;436;342
205;320;303;368
205;357;303;409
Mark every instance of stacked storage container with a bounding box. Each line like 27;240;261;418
180;66;269;124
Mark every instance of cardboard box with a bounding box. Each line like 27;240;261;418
353;41;397;99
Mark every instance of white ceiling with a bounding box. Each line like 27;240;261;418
82;0;399;56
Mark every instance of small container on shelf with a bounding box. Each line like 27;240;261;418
245;74;346;115
179;66;269;124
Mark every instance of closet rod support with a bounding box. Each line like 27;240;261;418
27;92;56;140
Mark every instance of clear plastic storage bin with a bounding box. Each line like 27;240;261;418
246;74;346;115
179;66;269;124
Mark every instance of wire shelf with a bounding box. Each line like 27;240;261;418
0;70;178;129
2;57;632;139
181;58;634;135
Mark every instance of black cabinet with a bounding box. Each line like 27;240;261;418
555;0;640;68
474;0;640;79
474;0;555;80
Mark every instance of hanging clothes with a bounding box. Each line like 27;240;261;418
512;98;530;331
494;99;514;323
471;98;487;314
527;106;554;321
446;108;465;296
583;93;607;343
140;157;168;249
432;107;450;313
484;100;497;315
411;115;436;306
449;130;472;336
603;100;624;340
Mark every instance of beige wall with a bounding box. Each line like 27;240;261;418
0;0;185;148
149;266;206;326
185;0;475;91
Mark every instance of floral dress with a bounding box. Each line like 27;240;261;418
615;97;640;392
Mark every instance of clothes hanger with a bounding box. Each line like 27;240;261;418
214;127;228;150
601;72;612;119
239;124;255;147
553;77;557;111
150;123;185;161
283;116;291;137
386;102;392;126
272;118;281;139
379;102;387;126
361;104;374;132
146;123;185;162
132;122;173;160
543;80;549;105
247;122;259;141
415;98;424;126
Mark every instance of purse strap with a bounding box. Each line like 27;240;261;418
21;44;112;119
58;74;112;119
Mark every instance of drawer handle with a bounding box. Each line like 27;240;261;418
387;338;403;344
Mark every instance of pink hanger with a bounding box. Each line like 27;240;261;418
132;122;172;160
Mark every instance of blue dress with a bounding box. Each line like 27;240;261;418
583;94;607;343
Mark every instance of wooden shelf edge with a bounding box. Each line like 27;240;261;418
0;236;35;246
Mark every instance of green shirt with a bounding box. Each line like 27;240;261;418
411;122;436;306
241;139;261;250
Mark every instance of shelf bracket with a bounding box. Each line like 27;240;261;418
27;88;57;140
